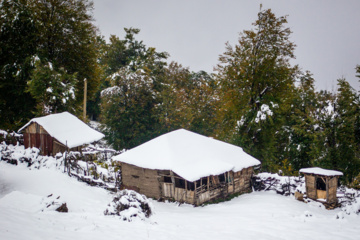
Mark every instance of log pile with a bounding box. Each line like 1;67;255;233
252;173;304;196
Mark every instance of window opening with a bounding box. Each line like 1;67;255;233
316;177;326;191
187;181;195;191
175;178;185;189
163;176;172;183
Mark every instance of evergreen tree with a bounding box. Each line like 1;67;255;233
0;0;37;129
333;79;360;183
99;29;168;150
1;0;100;128
314;79;360;183
27;60;77;115
216;7;297;171
275;71;318;174
159;62;218;136
101;68;159;150
29;0;100;104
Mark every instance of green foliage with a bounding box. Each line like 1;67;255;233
99;29;169;150
27;60;77;115
216;7;297;171
0;0;38;129
159;62;218;136
29;0;101;103
316;79;360;183
349;172;360;189
275;71;318;171
101;68;161;150
0;0;100;128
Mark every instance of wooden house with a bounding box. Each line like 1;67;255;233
18;112;104;156
300;167;343;206
113;129;261;205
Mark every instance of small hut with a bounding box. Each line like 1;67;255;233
299;167;343;206
18;112;104;156
113;129;261;205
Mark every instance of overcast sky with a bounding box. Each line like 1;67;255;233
92;0;360;91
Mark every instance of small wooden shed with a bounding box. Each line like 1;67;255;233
18;112;104;156
300;167;343;206
113;129;261;205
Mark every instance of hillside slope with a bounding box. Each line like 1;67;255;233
1;161;360;240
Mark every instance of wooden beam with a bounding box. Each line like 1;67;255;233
194;181;197;205
207;176;209;191
83;78;87;122
326;176;329;202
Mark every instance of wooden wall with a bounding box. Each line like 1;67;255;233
23;122;53;156
160;167;254;205
304;174;339;203
22;122;82;156
305;175;317;199
232;167;253;194
120;163;255;205
328;177;338;203
120;162;161;199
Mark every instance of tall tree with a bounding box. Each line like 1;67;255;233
101;68;160;150
99;29;168;150
275;71;318;174
0;0;37;129
314;79;360;183
29;0;100;104
27;60;77;115
216;7;297;171
159;62;218;136
0;0;100;129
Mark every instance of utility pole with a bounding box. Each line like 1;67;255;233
83;78;87;121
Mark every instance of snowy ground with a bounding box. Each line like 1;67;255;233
1;162;360;240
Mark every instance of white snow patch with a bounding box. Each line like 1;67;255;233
1;161;360;240
300;167;343;176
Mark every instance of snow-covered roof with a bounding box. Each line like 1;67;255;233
18;112;104;149
112;129;261;182
299;167;343;176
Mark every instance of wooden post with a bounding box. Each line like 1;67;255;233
194;181;197;205
170;170;175;185
232;172;235;193
326;176;329;203
207;176;209;191
83;78;87;122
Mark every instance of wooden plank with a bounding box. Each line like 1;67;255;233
329;177;337;188
325;176;329;202
207;176;209;191
194;181;197;204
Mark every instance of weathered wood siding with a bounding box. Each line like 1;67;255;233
23;122;82;156
121;164;254;205
328;177;338;203
304;174;339;204
121;162;161;199
23;122;53;156
305;175;317;199
233;167;253;194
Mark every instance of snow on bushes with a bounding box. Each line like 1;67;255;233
104;190;153;221
338;186;360;216
253;172;304;196
0;141;117;189
254;172;360;217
